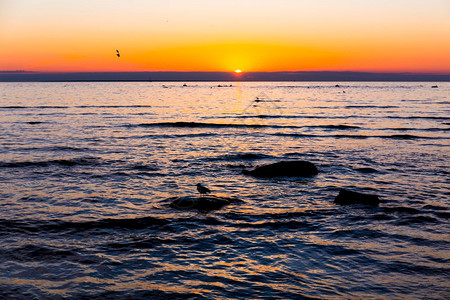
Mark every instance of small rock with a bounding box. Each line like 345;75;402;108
334;189;380;206
243;161;318;177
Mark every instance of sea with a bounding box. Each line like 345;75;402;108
0;81;449;299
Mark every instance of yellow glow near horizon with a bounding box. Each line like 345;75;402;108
235;70;242;73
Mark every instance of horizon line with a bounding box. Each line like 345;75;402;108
1;70;450;75
1;70;449;82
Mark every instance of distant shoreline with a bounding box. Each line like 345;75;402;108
1;71;449;82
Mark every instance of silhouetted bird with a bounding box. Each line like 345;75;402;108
196;183;211;196
116;50;120;58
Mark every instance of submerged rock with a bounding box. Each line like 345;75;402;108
169;195;243;211
243;161;318;177
334;189;380;206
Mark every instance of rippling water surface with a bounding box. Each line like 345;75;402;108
0;82;449;299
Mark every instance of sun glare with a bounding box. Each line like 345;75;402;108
235;69;242;73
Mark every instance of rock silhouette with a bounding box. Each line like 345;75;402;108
334;189;380;206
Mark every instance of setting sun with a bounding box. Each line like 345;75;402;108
235;70;242;73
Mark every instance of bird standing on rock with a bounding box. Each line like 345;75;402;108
196;183;211;196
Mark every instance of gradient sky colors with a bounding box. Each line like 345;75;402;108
1;0;450;73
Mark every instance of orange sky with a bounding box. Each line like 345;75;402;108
1;0;450;73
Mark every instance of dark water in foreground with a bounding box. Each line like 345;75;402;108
0;82;449;299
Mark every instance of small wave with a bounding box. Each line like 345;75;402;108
231;114;450;121
54;216;169;231
395;215;439;225
354;167;378;173
275;133;433;140
0;157;102;168
233;153;273;160
211;152;275;161
275;133;370;139
0;106;27;109
106;236;196;250
422;205;447;211
130;163;159;171
387;116;450;120
76;105;153;108
115;132;219;140
306;124;360;130
344;105;399;109
382;207;421;214
0;105;153;110
386;134;425;140
381;260;449;276
320;244;361;256
234;115;341;119
18;146;90;152
421;205;450;219
275;133;319;138
234;115;288;119
0;216;170;234
389;127;450;132
234;220;312;229
139;121;362;131
125;121;269;129
434;211;450;219
0;105;68;109
4;244;76;261
155;132;220;138
222;210;329;222
73;290;201;299
91;167;163;179
91;171;163;179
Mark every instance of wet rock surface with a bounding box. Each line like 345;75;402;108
334;189;380;206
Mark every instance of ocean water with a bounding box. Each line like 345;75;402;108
0;81;449;299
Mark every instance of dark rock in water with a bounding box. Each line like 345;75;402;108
243;161;318;177
169;195;243;211
334;189;380;206
354;167;378;174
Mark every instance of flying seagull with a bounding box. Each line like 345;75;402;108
116;49;120;58
196;183;211;196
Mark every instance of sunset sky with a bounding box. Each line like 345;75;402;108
1;0;450;73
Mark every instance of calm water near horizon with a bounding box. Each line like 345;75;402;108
0;82;449;299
